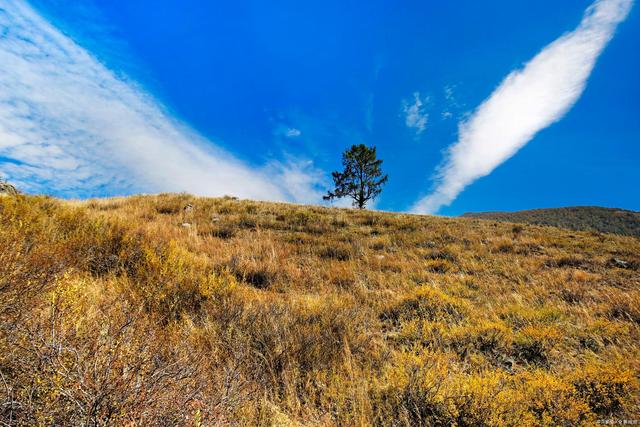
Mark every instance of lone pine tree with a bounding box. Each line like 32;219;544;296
324;144;388;209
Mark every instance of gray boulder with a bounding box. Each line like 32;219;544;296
0;181;19;196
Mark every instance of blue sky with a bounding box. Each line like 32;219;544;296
0;0;638;214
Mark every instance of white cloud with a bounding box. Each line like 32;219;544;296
441;85;460;120
402;92;429;134
411;0;633;214
285;127;302;138
0;0;321;202
266;158;326;204
273;123;302;140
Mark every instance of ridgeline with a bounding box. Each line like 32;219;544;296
462;206;640;238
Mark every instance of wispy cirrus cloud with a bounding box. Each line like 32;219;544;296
441;85;463;120
0;0;320;201
266;158;327;204
402;92;429;135
412;0;633;214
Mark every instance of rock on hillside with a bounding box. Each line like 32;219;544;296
0;181;19;196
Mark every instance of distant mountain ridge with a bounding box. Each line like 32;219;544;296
461;206;640;237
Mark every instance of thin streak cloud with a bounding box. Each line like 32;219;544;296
411;0;633;214
0;0;319;201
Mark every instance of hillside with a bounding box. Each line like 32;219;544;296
462;206;640;237
1;193;639;425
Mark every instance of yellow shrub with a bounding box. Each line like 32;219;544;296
570;363;638;417
512;326;561;366
384;286;469;325
517;371;593;426
447;320;513;358
372;351;453;426
448;372;524;426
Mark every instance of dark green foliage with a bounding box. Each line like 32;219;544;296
462;206;640;237
324;144;388;209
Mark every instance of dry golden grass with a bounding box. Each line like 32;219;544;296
1;193;639;425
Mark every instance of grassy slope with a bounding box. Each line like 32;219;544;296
462;206;640;237
1;193;639;425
